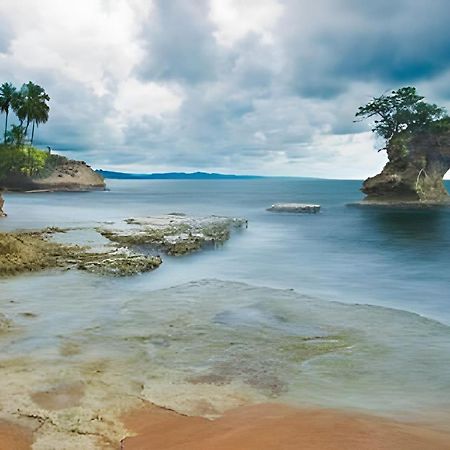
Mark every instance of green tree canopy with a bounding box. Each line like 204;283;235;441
355;87;447;141
13;81;50;144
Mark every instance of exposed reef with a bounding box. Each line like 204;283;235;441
98;214;248;256
362;129;450;205
0;214;246;277
0;230;161;277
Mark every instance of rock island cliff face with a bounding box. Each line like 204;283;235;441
0;159;105;192
362;130;450;204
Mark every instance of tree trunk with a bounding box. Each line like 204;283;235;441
3;109;8;144
31;121;35;145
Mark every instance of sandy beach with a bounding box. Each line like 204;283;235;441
1;403;450;449
0;420;33;450
122;403;450;450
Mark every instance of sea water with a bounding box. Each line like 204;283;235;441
1;178;450;422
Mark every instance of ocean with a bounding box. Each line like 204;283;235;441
1;178;450;428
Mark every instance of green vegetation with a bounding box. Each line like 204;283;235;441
355;86;449;145
0;81;52;182
0;144;67;181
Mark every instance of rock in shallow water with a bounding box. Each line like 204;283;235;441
267;203;320;213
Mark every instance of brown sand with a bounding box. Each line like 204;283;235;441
121;403;450;450
0;420;32;450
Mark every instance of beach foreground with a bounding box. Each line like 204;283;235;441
1;403;450;450
123;403;450;450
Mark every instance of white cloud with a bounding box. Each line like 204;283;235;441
209;0;283;47
114;78;183;120
0;0;150;95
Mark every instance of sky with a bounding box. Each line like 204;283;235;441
1;0;450;178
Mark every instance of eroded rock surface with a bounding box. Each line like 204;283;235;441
362;130;450;204
0;193;5;217
99;214;248;255
0;230;161;277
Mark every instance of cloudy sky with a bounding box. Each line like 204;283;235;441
1;0;450;178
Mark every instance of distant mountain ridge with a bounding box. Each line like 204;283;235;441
96;170;263;180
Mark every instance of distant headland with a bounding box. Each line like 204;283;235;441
96;170;264;180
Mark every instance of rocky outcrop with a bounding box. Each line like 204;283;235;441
362;130;450;204
0;193;5;217
99;214;248;256
0;229;161;277
0;159;105;192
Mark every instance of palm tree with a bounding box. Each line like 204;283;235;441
13;82;50;144
0;82;17;144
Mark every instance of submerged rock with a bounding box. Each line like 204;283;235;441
99;214;248;256
267;203;320;213
362;129;450;205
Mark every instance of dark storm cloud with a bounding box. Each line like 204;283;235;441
284;0;450;99
137;0;221;83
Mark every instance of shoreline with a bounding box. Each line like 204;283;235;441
1;402;450;449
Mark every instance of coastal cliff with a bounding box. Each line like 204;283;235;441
0;157;105;192
362;129;450;204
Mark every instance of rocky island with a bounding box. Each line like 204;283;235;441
0;80;105;194
362;129;450;204
356;87;450;206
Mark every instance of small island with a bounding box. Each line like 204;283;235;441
356;87;450;205
0;81;104;202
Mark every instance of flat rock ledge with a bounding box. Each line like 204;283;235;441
267;203;320;213
98;214;248;256
0;230;161;277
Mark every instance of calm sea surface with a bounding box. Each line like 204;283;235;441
1;178;450;419
2;178;450;322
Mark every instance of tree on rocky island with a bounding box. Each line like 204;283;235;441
356;87;450;203
355;87;448;144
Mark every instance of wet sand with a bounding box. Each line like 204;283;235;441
0;420;33;450
121;403;450;450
